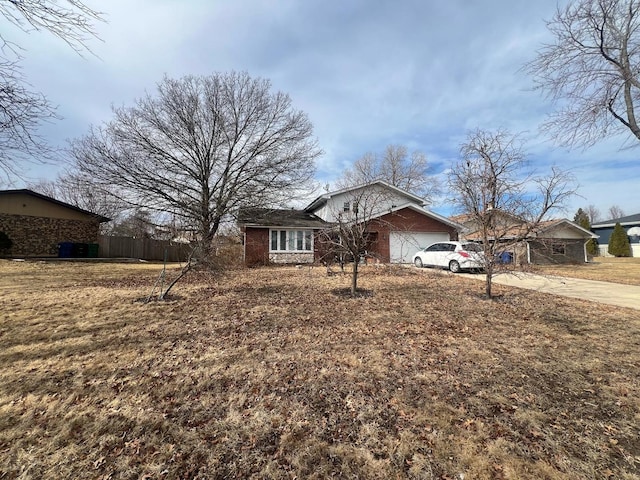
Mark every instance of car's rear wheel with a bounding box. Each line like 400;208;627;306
449;260;461;273
414;257;423;268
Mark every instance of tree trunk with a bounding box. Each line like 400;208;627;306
158;260;194;300
485;264;493;299
351;259;359;297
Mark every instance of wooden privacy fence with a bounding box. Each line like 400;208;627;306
97;236;190;262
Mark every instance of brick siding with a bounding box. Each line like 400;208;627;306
243;227;325;266
528;239;585;264
0;213;100;257
244;227;270;266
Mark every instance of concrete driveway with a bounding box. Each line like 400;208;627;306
455;271;640;310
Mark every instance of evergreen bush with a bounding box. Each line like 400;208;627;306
608;223;631;257
574;208;598;256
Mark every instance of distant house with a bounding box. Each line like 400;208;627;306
0;189;110;257
238;181;461;266
452;212;598;264
591;213;640;257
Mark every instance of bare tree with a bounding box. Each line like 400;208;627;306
448;129;577;298
608;204;626;219
109;209;155;238
28;173;125;232
318;187;389;296
70;72;321;263
0;1;103;182
585;204;602;223
338;144;438;200
525;0;640;148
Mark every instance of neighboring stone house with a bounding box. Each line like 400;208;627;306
0;189;110;257
452;211;598;264
591;213;640;257
526;219;599;264
238;181;461;266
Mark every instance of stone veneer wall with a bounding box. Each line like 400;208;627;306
0;213;99;257
528;239;586;264
269;252;315;264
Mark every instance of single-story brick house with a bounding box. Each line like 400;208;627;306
0;189;110;257
238;181;461;265
591;213;640;257
453;212;598;264
238;208;329;266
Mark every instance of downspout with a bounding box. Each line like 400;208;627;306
526;241;531;264
242;230;246;264
583;240;589;263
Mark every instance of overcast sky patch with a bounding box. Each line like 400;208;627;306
7;0;638;219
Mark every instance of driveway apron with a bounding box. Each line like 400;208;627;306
460;272;640;310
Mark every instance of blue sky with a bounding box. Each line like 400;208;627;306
9;0;640;220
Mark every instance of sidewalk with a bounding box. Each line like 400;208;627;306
458;271;640;310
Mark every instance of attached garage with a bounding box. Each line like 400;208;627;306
389;231;450;263
371;206;460;264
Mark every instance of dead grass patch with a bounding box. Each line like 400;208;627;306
0;260;639;479
533;257;640;286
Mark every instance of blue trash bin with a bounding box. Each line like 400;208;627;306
500;251;513;264
58;242;74;258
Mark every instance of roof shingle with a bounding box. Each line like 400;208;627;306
237;208;328;228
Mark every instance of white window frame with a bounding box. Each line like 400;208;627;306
270;229;314;252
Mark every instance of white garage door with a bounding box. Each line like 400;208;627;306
389;232;450;263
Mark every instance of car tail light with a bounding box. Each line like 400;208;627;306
458;251;470;258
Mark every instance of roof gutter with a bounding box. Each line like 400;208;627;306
592;221;638;228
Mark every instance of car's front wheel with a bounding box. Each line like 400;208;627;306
414;257;423;268
449;260;461;273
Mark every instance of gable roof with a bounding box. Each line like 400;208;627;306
463;218;597;241
0;189;110;223
305;180;427;212
376;203;463;230
237;208;328;229
450;210;524;225
237;203;460;231
592;213;640;228
536;218;598;238
449;213;473;224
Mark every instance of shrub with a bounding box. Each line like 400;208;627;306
574;208;598;256
608;222;631;257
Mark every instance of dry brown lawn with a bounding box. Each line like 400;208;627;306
533;257;640;286
1;260;639;479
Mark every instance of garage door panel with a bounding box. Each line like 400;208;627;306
389;232;450;263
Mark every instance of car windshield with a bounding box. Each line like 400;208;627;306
462;243;482;252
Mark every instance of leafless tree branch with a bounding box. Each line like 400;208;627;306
448;129;578;298
525;0;640;148
317;187;393;296
0;0;103;56
70;72;321;260
337;144;439;201
0;0;104;182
